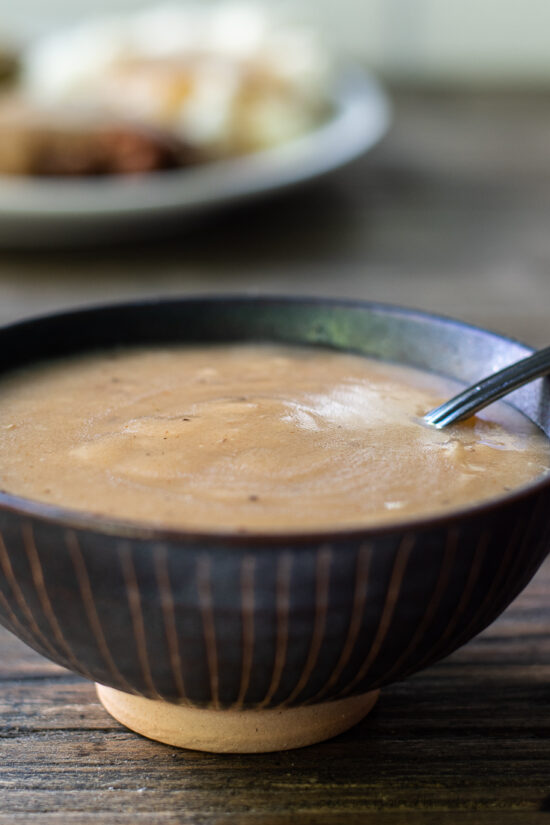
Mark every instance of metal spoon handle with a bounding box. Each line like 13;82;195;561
424;345;550;429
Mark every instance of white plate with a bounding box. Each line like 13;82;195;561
0;68;390;246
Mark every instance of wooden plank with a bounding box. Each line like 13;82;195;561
0;816;549;825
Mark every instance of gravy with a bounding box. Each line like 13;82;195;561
0;344;548;532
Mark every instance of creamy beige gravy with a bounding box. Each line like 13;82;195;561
0;343;548;532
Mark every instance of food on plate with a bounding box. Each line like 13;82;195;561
0;4;331;176
0;343;548;532
0;97;186;175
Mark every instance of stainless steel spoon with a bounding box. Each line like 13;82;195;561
424;345;550;429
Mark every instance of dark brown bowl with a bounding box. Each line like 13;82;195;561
0;296;548;751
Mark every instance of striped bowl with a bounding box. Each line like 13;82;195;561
0;297;548;752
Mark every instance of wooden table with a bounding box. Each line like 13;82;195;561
1;90;549;822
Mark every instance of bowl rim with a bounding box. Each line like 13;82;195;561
0;293;548;547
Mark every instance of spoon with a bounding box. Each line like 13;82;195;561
424;345;550;429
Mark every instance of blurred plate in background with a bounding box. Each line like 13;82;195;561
0;68;390;247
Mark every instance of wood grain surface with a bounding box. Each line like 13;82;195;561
1;558;548;822
0;90;549;822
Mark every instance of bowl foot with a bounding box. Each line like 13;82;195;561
96;683;379;753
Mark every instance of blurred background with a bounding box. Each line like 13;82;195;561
0;0;549;344
6;0;550;85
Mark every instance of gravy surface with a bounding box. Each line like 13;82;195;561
0;344;548;532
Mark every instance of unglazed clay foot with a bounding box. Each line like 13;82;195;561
96;684;380;753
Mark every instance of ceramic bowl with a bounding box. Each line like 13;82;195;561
0;296;548;752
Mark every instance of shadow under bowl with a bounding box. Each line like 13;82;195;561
0;296;549;752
